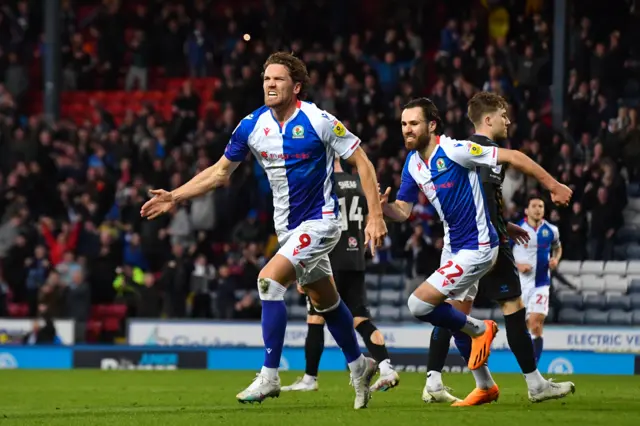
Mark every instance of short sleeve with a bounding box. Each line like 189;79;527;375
551;225;561;249
441;136;498;169
316;110;361;159
396;153;419;204
224;116;254;162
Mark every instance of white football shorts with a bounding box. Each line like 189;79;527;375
426;245;499;301
277;218;341;285
522;282;550;316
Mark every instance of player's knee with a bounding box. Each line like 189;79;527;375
499;297;524;315
531;324;543;337
408;293;435;317
529;316;544;336
256;278;287;301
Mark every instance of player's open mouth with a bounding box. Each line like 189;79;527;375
268;91;277;97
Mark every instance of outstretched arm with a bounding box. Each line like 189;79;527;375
141;156;240;220
171;156;240;203
497;148;572;205
443;139;571;205
496;149;557;192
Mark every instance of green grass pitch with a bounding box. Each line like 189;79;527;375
0;371;638;426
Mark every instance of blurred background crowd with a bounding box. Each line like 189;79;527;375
1;0;640;342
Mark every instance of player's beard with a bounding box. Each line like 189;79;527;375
404;129;430;151
264;90;292;109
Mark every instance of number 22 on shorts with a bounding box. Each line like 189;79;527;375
437;260;464;286
292;233;311;256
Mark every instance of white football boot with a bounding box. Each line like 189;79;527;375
281;376;319;392
370;370;400;392
528;379;576;403
422;384;462;403
351;357;378;409
236;373;281;404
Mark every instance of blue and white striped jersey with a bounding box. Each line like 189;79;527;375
224;101;361;233
396;135;499;254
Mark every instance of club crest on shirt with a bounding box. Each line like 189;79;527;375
348;237;358;248
332;120;346;137
542;229;549;237
467;142;483;156
436;158;447;172
292;125;305;138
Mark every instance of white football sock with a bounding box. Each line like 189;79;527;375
461;316;487;337
348;354;366;375
260;366;278;380
379;359;394;375
472;365;496;389
524;369;547;392
302;374;317;383
427;370;443;391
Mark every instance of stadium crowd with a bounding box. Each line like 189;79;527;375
0;0;639;338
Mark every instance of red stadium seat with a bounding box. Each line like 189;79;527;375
103;317;121;332
91;304;112;319
85;320;103;342
8;303;28;318
108;304;128;319
166;78;184;92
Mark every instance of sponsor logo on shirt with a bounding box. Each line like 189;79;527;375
467;142;483;156
332;120;346;137
259;151;311;161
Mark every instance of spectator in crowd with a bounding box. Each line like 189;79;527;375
24;245;49;316
137;272;161;318
22;316;60;345
125;30;149;91
189;253;216;318
66;269;90;342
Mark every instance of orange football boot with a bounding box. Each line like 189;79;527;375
468;320;498;370
451;384;500;407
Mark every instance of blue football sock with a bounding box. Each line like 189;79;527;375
453;331;472;362
417;302;466;331
533;336;543;365
261;300;287;368
322;300;361;363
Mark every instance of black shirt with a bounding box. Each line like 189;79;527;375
469;134;509;246
329;172;368;271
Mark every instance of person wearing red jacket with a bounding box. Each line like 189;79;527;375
39;217;81;266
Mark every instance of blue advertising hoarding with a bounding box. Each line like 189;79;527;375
0;347;72;369
0;345;636;375
206;347;638;375
207;347;346;371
